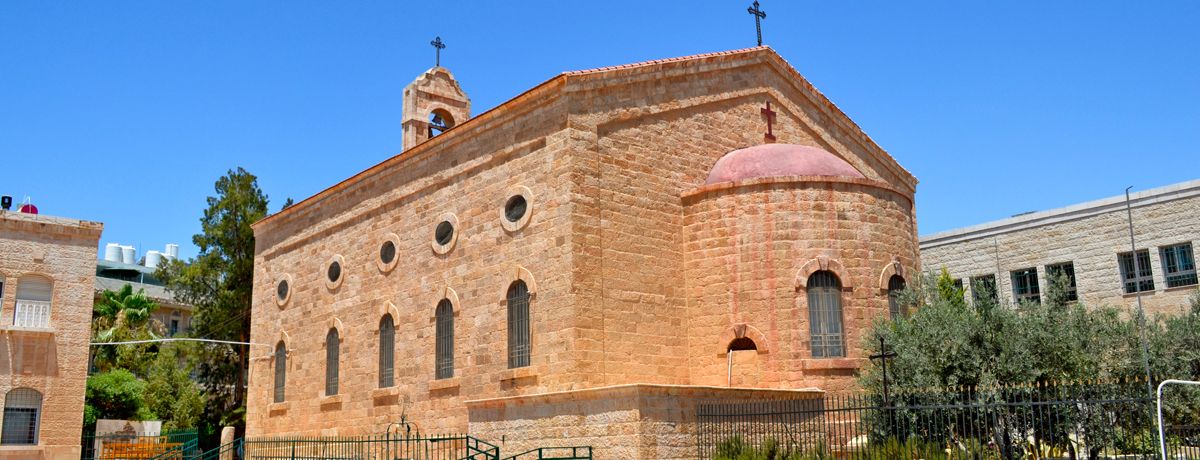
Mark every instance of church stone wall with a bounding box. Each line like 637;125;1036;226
682;178;918;393
247;93;586;436
0;212;103;460
921;181;1200;317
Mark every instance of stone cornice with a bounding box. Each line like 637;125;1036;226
920;178;1200;249
463;383;823;409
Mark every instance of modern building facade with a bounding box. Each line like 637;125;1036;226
246;47;920;458
920;179;1199;316
0;209;103;460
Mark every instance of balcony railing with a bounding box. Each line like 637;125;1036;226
13;300;51;328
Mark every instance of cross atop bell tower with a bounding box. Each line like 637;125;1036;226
401;40;471;151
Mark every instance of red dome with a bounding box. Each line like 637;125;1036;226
705;144;864;185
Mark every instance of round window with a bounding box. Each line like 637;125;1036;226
276;279;290;301
435;221;454;246
380;240;396;264
327;260;342;283
504;195;528;223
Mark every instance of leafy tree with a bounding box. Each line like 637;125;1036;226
157;167;269;439
143;343;205;431
84;370;153;429
934;268;966;309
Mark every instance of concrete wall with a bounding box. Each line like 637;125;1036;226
0;211;103;460
921;180;1200;317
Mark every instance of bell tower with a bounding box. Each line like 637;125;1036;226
401;66;471;151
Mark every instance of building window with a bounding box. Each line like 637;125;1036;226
953;278;964;292
435;299;454;379
327;261;342;283
380;241;396;265
1;388;41;445
1045;262;1078;302
273;342;286;403
435;221;454;247
728;337;757;352
887;275;906;319
504;195;528;223
379;315;395;388
1119;250;1155;293
169;320;179;336
14;275;52;328
507;280;531;368
325;328;339;396
807;271;845;358
1011;268;1040;304
971;274;998;306
1160;243;1197;288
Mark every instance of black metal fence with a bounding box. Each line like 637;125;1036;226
242;433;499;460
697;381;1200;459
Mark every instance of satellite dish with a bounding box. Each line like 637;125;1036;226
19;203;38;214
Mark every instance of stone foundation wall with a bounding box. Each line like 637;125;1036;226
466;384;823;460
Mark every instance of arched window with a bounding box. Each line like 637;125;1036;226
507;280;531;368
14;275;52;328
807;271;845;358
2;388;42;445
887;275;907;319
728;337;757;352
273;342;286;403
379;315;395;388
435;299;454;379
325;328;339;396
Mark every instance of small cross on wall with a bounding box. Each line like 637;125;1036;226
760;101;777;143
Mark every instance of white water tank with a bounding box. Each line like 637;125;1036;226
145;250;162;268
104;243;122;262
121;246;136;265
165;243;180;259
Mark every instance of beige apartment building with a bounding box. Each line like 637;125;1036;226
0;210;103;460
246;47;921;458
921;179;1199;316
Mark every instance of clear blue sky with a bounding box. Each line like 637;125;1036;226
2;1;1197;261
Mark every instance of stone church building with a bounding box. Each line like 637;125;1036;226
247;47;919;458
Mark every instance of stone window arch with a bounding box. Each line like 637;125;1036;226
887;275;907;319
507;280;531;368
325;328;340;396
435;299;454;379
379;314;395;388
727;337;758;352
1;388;42;445
429;108;456;136
273;341;287;403
807;270;845;358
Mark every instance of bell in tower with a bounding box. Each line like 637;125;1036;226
401;37;471;151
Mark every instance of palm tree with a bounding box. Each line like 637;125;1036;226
92;284;163;373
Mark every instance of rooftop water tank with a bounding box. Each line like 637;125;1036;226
104;243;122;262
145;250;162;269
121;246;136;265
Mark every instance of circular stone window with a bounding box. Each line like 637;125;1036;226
500;186;534;232
377;233;401;273
324;255;346;289
274;275;293;307
435;221;454;246
504;195;527;223
430;213;460;255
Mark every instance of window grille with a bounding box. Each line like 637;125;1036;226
507;281;531;368
1011;268;1041;304
1045;262;1078;302
273;342;286;403
379;315;395;388
807;271;845;358
1160;243;1197;288
435;299;454;379
887;275;906;319
325;328;339;396
1118;250;1155;293
970;274;998;306
1;388;41;445
14;276;52;328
